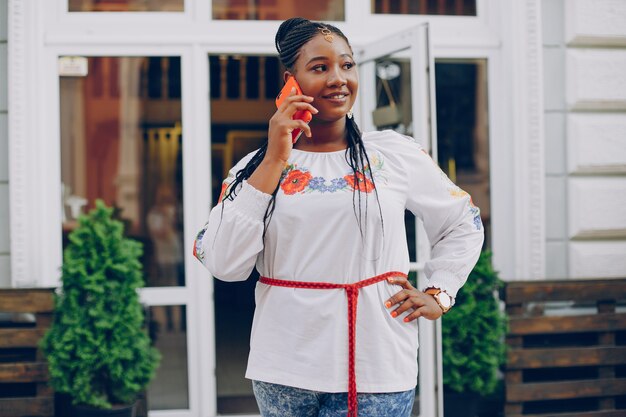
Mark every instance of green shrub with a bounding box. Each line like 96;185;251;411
442;251;507;396
41;200;160;409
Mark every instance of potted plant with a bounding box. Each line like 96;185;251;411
41;200;161;416
442;251;507;417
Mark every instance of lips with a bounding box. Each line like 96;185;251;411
322;92;350;99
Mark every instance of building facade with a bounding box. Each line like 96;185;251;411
0;0;625;416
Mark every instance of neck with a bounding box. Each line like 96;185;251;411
293;117;348;152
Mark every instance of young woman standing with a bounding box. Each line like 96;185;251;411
194;17;484;417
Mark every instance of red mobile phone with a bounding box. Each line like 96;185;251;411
275;76;313;143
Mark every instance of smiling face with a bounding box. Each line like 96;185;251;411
287;34;358;123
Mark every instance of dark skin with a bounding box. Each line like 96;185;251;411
247;33;445;323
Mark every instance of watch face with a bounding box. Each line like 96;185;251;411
438;292;452;308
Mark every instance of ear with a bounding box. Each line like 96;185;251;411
283;71;294;83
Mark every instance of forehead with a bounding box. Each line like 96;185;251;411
296;34;353;64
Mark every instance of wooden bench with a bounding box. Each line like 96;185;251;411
0;288;55;417
505;279;626;417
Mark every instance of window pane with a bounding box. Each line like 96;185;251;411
59;56;185;287
213;0;344;21
147;305;189;410
69;0;183;12
435;60;490;248
372;0;476;16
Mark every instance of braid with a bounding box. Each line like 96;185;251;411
221;17;384;243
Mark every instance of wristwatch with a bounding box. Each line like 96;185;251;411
424;288;452;314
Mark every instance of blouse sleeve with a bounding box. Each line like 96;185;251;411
398;134;484;299
193;154;272;282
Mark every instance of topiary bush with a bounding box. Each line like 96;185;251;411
442;251;507;396
41;200;161;409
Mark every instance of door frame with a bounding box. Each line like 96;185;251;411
356;23;442;417
7;0;546;415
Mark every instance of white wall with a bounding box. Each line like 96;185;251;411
543;0;626;278
0;0;10;287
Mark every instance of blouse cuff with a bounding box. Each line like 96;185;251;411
230;180;273;221
422;270;462;300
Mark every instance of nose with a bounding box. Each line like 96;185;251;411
326;64;347;88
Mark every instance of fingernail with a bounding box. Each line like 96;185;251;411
384;301;391;308
391;311;398;318
312;108;319;113
403;317;409;323
387;277;394;283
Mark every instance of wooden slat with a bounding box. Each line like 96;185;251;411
0;289;55;313
0;328;46;348
507;378;626;402
0;397;53;417
508;411;626;417
0;362;49;382
509;313;626;335
507;346;626;369
505;279;626;304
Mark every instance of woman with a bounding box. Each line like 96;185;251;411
194;17;484;417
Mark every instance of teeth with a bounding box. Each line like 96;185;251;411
328;94;346;98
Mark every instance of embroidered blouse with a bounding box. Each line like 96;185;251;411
194;129;484;393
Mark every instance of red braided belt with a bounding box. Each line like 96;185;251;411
258;271;408;417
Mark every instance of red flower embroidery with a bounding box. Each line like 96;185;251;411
218;182;229;203
281;170;312;195
344;172;375;193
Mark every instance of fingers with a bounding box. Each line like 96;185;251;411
385;277;442;322
386;275;413;290
278;90;317;114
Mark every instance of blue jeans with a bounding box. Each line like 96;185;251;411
252;380;415;417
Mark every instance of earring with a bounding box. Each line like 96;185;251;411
347;108;354;119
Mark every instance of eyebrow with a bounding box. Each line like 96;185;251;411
305;53;354;65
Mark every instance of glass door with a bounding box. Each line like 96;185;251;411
58;55;193;415
355;23;442;417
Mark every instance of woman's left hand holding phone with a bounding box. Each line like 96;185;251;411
248;87;318;194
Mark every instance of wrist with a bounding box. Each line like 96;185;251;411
424;287;453;314
262;154;289;168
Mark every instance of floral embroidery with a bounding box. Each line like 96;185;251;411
193;226;207;262
218;182;229;203
279;153;387;195
417;147;483;232
344;172;375;192
308;177;348;193
281;170;313;195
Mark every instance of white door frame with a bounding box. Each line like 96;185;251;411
356;24;442;417
7;0;545;415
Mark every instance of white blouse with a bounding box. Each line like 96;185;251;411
194;129;484;393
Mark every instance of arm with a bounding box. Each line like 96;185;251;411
193;87;318;281
385;134;484;321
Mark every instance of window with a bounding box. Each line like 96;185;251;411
372;0;476;16
213;0;344;21
68;0;184;12
59;56;185;287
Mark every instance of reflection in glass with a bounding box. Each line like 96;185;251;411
435;60;490;248
373;57;413;136
213;0;344;21
59;56;185;287
147;305;189;410
69;0;183;12
373;0;476;16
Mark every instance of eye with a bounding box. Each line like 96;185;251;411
343;62;355;70
312;64;327;72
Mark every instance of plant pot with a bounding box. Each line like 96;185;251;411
73;402;137;417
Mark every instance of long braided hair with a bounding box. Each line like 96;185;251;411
222;17;384;244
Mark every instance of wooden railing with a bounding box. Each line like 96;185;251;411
505;279;626;417
0;288;55;417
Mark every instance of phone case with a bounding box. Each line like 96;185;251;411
276;76;313;143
